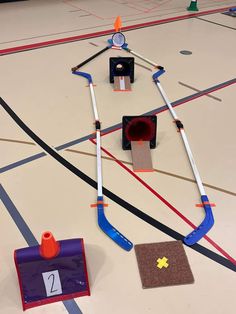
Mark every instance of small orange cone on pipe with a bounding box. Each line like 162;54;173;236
40;231;60;259
114;16;122;32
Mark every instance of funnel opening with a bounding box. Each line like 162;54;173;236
125;117;155;141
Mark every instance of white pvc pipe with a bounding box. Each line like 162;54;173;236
155;80;206;196
156;82;178;119
179;130;205;195
96;130;103;197
89;83;103;197
128;49;159;68
89;83;99;121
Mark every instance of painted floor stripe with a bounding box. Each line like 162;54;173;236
0;98;235;273
101;78;236;137
63;300;83;314
0;140;235;195
1;77;235;174
94;140;236;265
196;16;236;31
0;6;234;56
0;184;83;314
0;138;36;145
64;148;236;196
0;185;38;246
178;81;222;101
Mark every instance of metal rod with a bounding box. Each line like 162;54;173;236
123;47;164;70
71;46;110;72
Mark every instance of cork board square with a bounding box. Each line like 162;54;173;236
134;241;194;288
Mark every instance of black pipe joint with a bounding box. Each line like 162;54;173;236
175;120;184;130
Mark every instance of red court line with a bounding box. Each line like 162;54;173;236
0;6;233;56
90;139;236;265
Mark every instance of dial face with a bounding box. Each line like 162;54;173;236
112;32;126;47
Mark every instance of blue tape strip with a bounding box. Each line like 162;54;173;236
0;184;83;314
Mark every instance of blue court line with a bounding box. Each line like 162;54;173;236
1;78;235;174
0;184;83;314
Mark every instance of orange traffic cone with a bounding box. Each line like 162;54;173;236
114;16;122;32
40;231;60;259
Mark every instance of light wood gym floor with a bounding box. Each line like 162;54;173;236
0;1;236;313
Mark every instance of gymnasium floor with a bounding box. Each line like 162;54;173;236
0;1;236;313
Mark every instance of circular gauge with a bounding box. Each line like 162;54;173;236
112;32;126;47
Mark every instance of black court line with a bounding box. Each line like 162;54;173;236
0;97;235;273
196;17;236;30
1;77;235;175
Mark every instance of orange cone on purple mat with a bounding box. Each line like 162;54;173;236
40;231;60;259
14;231;90;310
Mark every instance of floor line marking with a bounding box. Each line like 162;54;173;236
0;24;112;45
65;148;236;196
1;78;235;174
178;82;222;101
91;140;236;265
69;9;82;13
196;16;236;30
0;139;234;196
0;6;234;56
100;78;236;137
0;138;36;145
63;0;104;20
0;184;83;314
0;98;235;272
89;42;99;47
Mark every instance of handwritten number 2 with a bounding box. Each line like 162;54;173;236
48;273;58;293
42;270;62;296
